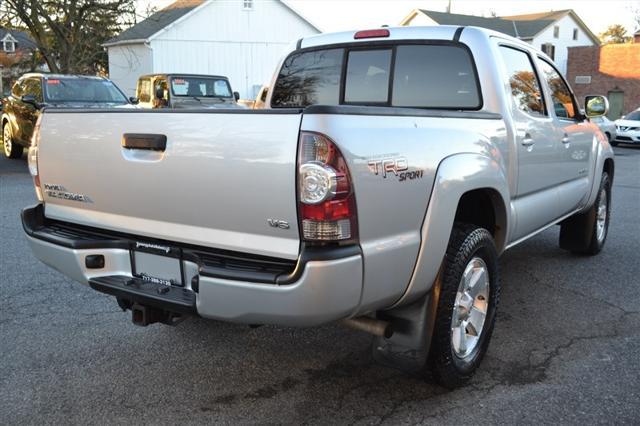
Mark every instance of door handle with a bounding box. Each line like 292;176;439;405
122;133;167;151
521;133;534;147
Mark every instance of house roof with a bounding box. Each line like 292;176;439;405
413;10;523;37
104;0;320;47
402;9;599;45
104;0;205;46
0;27;37;50
501;10;570;21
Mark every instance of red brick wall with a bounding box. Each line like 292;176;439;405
567;44;640;117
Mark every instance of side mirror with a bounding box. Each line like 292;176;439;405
233;91;240;101
21;95;40;109
585;95;608;118
129;96;139;104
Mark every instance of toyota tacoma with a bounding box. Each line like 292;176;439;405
22;26;615;388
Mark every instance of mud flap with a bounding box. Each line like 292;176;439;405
372;281;440;374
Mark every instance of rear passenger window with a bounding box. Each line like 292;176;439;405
138;79;151;103
537;59;578;120
498;46;545;116
344;49;391;103
11;80;23;98
23;78;43;102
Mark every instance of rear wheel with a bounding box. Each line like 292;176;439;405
559;172;611;255
429;223;500;388
3;122;23;159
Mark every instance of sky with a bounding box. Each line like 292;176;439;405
138;0;639;36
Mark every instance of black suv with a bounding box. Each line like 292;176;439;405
2;73;131;159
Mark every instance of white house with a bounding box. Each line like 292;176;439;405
401;9;600;75
104;0;320;98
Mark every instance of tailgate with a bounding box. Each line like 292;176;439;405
37;110;302;260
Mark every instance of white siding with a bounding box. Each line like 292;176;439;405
107;44;153;96
150;0;318;98
531;14;595;75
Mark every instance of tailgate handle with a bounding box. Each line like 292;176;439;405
122;133;167;151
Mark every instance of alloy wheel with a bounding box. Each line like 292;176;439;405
451;256;490;359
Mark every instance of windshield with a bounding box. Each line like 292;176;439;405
44;78;128;103
170;77;232;98
623;110;640;121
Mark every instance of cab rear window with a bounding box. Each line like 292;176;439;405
271;43;481;109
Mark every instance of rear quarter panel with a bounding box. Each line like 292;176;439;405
302;112;508;312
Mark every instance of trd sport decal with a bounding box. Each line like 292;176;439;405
367;157;424;182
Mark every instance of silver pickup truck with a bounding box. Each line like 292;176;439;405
22;26;614;388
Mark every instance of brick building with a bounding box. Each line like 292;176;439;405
567;41;640;119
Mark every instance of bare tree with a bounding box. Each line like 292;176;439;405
598;24;632;44
2;0;136;74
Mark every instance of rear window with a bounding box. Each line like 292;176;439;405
171;77;232;98
271;43;481;109
44;78;127;103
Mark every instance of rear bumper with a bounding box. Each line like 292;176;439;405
22;204;363;326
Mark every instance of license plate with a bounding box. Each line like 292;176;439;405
132;251;183;287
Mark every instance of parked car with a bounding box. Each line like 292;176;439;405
253;85;269;109
134;74;243;109
614;108;640;145
2;73;131;159
22;26;614;388
590;115;616;143
237;85;270;109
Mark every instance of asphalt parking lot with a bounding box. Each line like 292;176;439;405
1;146;639;425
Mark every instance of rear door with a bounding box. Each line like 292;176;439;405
497;45;561;240
38;110;303;260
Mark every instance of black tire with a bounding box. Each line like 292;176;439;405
610;140;618;147
2;122;24;159
559;172;611;255
429;223;500;389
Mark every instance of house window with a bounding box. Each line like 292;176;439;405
572;28;578;40
243;0;253;10
553;26;559;38
2;34;16;53
541;43;555;60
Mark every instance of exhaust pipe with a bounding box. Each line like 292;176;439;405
341;316;393;338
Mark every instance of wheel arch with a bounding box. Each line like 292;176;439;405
603;157;614;182
454;187;508;254
390;153;510;309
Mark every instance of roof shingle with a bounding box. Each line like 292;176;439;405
105;0;205;45
418;9;556;39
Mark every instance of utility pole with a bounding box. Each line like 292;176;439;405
446;0;452;13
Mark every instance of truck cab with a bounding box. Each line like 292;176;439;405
134;74;243;109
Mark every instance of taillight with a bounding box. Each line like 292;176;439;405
28;115;43;201
297;132;357;243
